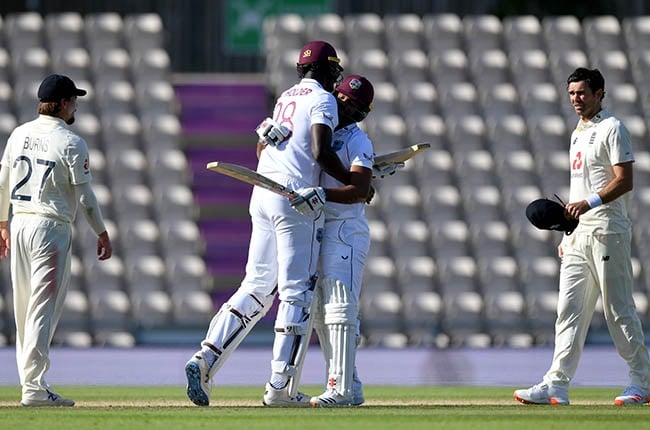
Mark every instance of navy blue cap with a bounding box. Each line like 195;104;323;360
526;198;579;235
38;74;87;102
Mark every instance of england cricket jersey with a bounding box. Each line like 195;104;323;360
1;115;91;223
569;108;634;233
321;123;374;220
257;78;338;187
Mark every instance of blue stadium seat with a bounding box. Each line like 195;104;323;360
344;13;384;54
462;14;503;55
383;14;423;53
124;13;165;53
45;12;84;53
422;13;463;53
583;15;625;52
503;15;544;54
304;14;345;49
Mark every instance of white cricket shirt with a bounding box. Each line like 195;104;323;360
0;115;92;223
321;123;374;220
257;78;338;187
569;108;634;233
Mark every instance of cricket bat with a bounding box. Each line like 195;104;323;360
206;161;298;199
206;161;339;216
373;142;431;167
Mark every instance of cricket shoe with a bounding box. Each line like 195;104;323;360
614;385;650;405
185;350;212;406
514;383;569;405
352;375;364;406
310;388;357;407
262;382;311;407
21;390;75;407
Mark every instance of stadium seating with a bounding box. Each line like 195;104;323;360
0;11;207;346
3;12;650;349
261;12;650;348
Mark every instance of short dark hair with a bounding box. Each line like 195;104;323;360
567;67;605;95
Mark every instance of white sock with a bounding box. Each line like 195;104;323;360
270;373;289;389
200;347;219;367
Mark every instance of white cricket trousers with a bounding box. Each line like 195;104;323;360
243;184;324;379
11;215;72;400
319;217;370;305
544;231;650;389
241;184;324;302
315;216;370;389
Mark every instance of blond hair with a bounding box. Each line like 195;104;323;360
37;102;62;116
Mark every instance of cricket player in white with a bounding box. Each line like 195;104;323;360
515;68;650;406
185;41;354;407
309;75;378;407
0;74;112;407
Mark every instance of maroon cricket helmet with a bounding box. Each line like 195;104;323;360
297;40;342;67
335;74;374;112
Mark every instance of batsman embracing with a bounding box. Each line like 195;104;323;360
184;40;353;407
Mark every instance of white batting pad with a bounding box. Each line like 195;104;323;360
272;298;316;398
311;283;332;390
321;277;358;397
203;289;274;378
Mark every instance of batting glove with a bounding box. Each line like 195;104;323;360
290;187;326;215
255;117;292;147
372;162;405;178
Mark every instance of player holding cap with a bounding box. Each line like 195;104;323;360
184;41;354;407
514;68;650;406
0;74;112;406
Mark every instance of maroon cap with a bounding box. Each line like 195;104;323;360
335;75;374;111
297;40;341;66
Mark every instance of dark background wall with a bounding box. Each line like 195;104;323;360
0;0;648;73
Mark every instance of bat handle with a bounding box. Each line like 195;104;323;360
287;189;339;217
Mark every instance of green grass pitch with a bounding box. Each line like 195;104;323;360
0;385;648;430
